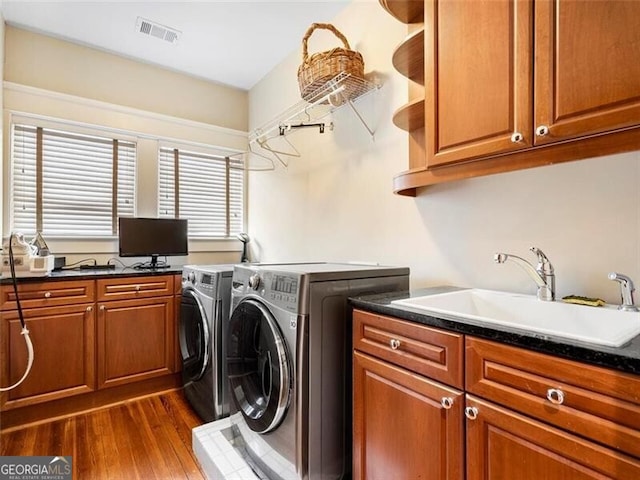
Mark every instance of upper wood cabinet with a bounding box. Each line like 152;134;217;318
387;0;640;195
534;0;640;145
427;0;533;167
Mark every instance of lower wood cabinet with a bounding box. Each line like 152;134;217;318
97;296;175;388
0;274;181;428
353;351;463;480
353;309;464;480
352;309;640;479
0;303;95;410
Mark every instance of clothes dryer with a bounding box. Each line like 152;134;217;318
225;262;409;480
180;264;234;422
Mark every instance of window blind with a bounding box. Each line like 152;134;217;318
158;147;244;238
11;124;136;237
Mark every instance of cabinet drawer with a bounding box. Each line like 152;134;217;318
97;275;174;301
353;309;464;389
0;279;95;310
466;337;640;458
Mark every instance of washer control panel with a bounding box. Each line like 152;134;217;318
268;274;299;307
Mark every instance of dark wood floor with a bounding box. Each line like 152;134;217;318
0;389;207;479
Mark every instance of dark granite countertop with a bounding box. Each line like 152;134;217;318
349;286;640;376
1;266;184;284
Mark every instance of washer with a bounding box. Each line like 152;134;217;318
180;264;234;423
226;262;410;480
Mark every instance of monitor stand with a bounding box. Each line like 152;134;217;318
133;255;170;270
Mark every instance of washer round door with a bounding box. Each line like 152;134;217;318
227;298;291;434
180;288;210;382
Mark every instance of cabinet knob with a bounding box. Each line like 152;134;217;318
546;388;565;405
535;125;549;136
135;285;141;292
44;292;51;298
100;305;106;311
510;132;523;143
464;406;478;420
441;397;454;409
389;339;401;350
86;306;93;312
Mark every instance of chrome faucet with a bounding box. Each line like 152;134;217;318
608;272;639;312
494;247;555;301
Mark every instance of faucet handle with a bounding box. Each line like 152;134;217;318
608;272;638;312
529;247;554;274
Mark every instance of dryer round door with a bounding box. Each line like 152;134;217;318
180;288;211;382
227;298;291;434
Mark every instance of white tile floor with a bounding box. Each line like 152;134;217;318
193;417;260;480
193;414;297;480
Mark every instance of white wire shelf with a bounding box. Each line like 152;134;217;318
241;72;381;170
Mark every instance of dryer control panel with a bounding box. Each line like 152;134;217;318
231;267;302;313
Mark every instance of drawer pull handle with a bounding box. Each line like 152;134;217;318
86;306;93;312
389;339;401;350
546;388;565;405
464;406;478;420
44;292;52;298
441;397;454;409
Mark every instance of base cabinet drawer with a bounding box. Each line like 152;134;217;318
0;304;95;410
1;279;95;310
353;309;463;389
97;296;175;388
97;275;174;301
466;395;640;479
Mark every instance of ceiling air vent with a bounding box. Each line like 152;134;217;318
136;17;181;45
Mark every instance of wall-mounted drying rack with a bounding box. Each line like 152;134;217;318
238;72;381;170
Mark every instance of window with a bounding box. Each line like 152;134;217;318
158;147;244;238
11;124;136;237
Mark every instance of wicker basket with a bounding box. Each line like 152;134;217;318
297;23;365;102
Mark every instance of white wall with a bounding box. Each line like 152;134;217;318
248;1;640;304
2;27;249;266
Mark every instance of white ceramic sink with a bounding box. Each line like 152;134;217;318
391;289;640;347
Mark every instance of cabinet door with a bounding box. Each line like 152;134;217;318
0;304;95;410
534;0;640;145
426;0;533;167
466;395;640;480
97;296;174;388
353;351;463;480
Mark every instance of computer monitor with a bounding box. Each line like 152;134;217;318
118;217;188;269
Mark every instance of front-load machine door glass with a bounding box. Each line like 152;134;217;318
180;289;211;382
228;299;291;433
